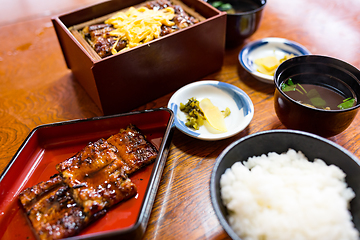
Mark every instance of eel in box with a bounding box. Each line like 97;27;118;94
18;124;158;240
81;0;200;58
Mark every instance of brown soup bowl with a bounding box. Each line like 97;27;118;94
274;55;360;138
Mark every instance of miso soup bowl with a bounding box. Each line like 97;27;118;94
274;55;360;138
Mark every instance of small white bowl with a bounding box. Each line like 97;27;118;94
167;80;254;141
239;37;311;84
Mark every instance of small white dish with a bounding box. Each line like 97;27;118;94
167;80;254;141
239;37;311;84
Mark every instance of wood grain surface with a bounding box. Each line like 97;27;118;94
1;0;360;239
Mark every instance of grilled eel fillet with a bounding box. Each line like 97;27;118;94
18;175;106;240
19;124;158;239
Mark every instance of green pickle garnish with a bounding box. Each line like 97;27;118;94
180;97;205;130
221;107;231;117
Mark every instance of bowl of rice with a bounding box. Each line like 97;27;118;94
210;129;360;240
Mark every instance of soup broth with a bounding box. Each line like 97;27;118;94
231;0;261;12
281;78;356;110
210;0;261;14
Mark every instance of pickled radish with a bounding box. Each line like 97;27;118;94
254;56;279;71
200;98;227;132
255;54;295;76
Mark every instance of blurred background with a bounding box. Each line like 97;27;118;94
0;0;102;26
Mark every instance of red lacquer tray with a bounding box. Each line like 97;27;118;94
0;108;174;239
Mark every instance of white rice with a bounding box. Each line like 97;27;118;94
220;149;359;240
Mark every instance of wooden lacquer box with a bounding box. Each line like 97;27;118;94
52;0;226;115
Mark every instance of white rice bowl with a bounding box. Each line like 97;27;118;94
220;149;359;240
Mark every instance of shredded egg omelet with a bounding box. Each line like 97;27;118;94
105;6;175;54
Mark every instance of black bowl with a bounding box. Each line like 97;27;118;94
210;129;360;240
207;0;266;48
274;55;360;138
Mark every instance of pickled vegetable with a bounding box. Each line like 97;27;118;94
199;98;227;132
180;97;231;132
222;107;231;117
255;54;295;76
180;97;205;130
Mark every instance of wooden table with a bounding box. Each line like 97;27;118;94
1;0;360;239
